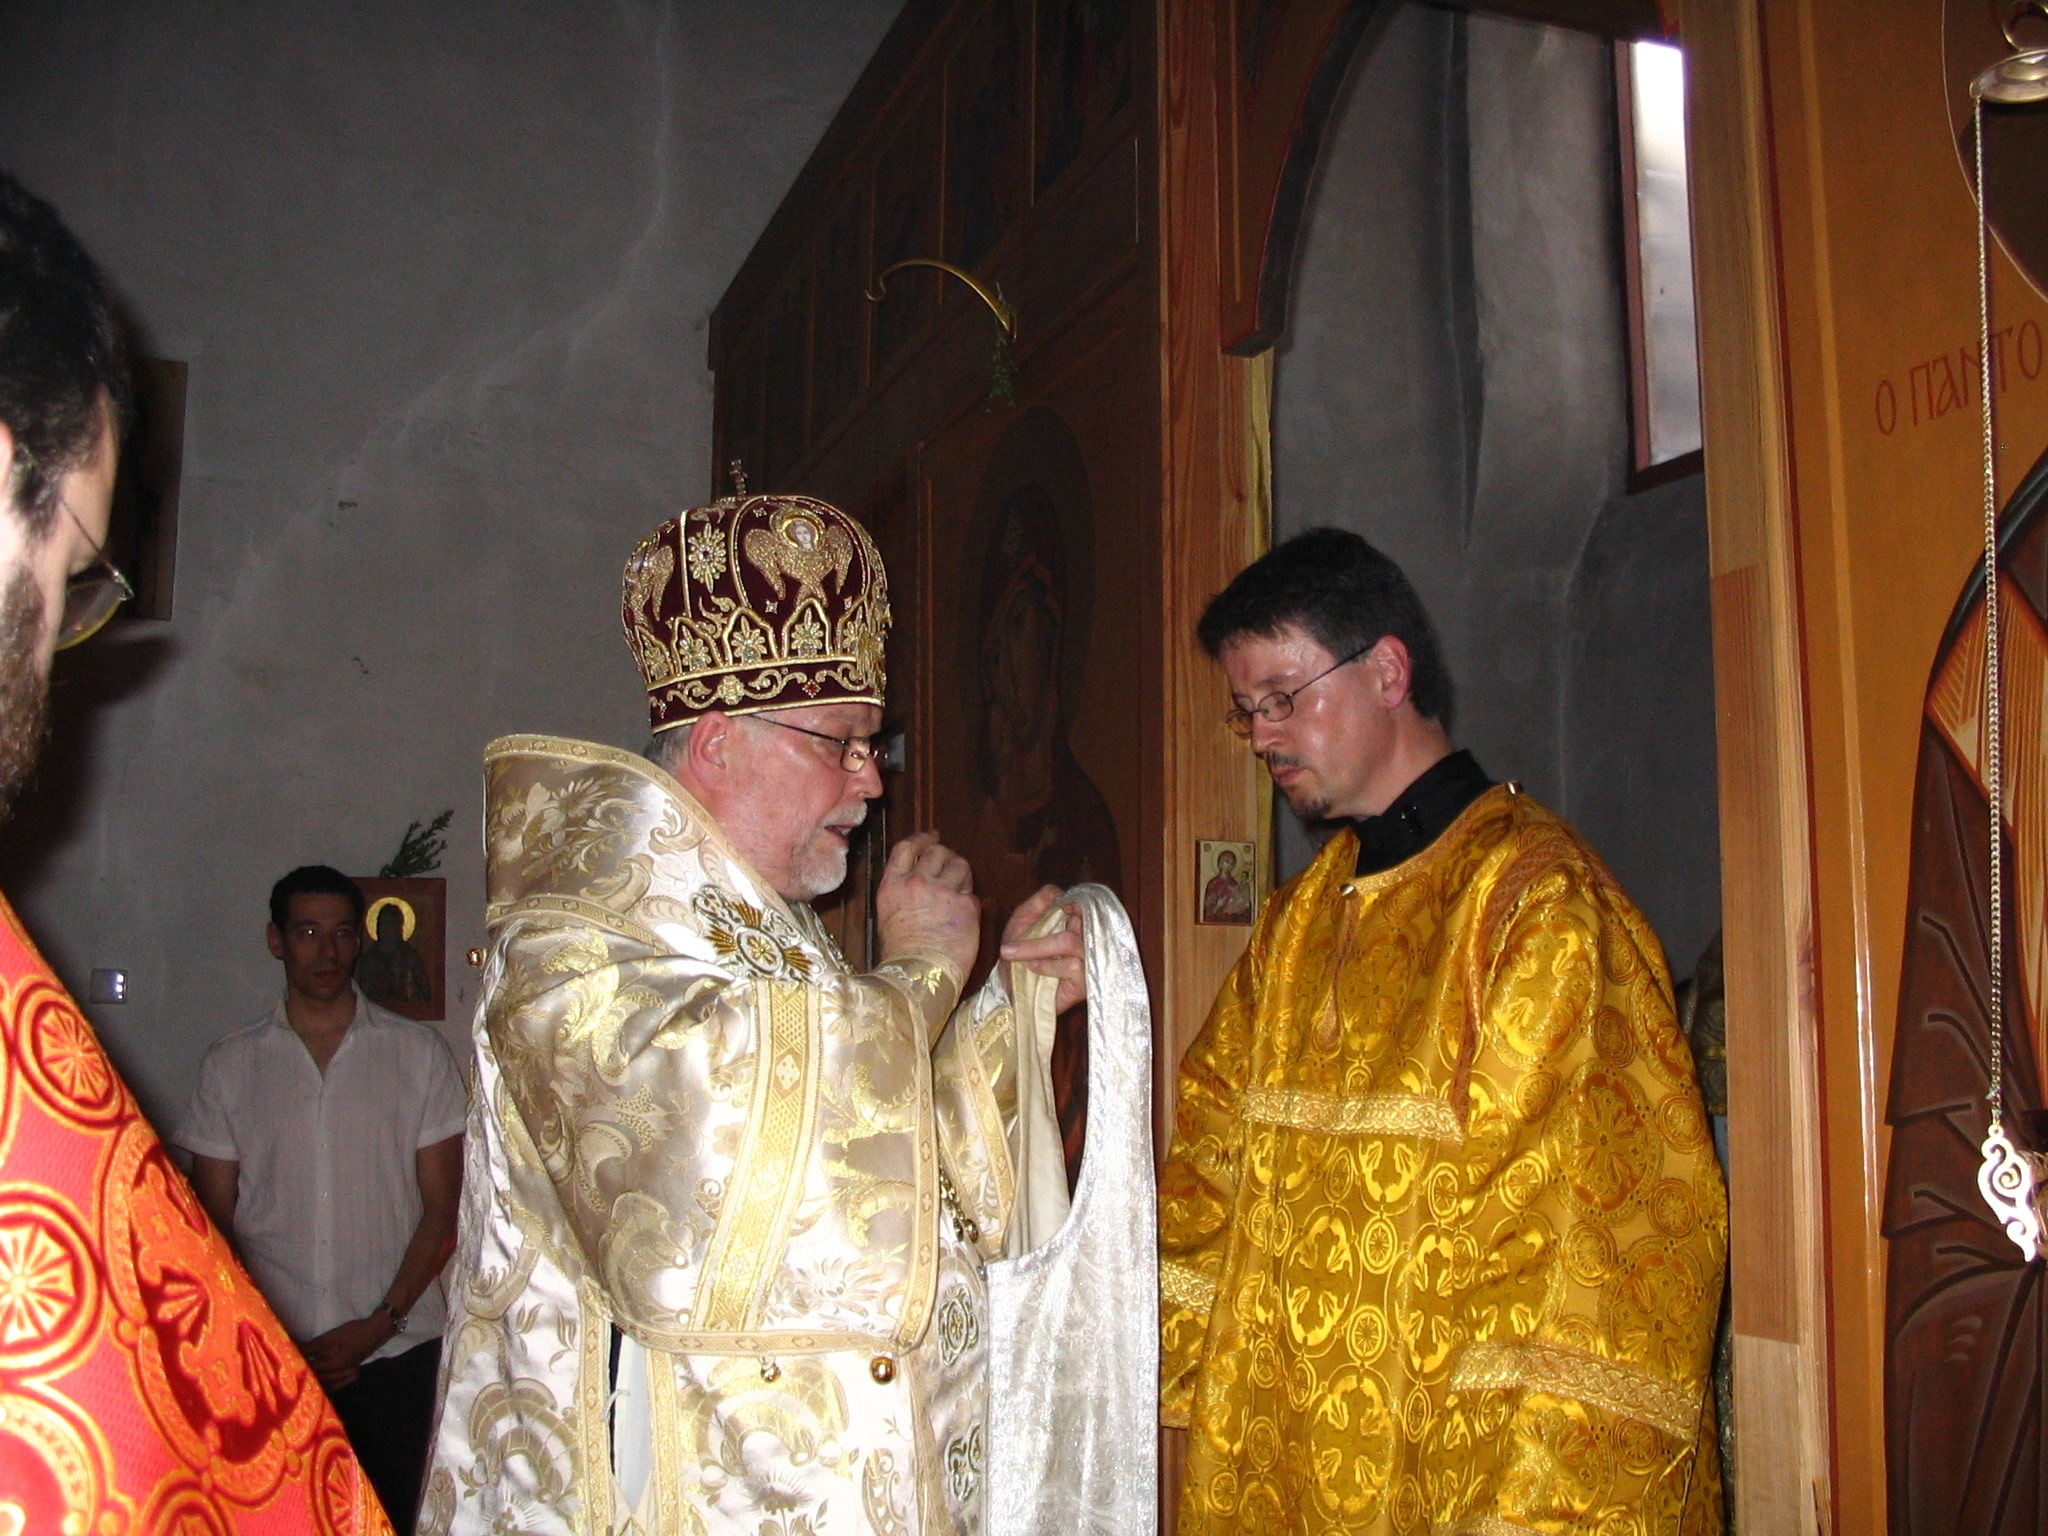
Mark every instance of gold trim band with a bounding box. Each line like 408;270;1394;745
617;1325;899;1357
1161;1259;1218;1316
1449;1340;1699;1440
1241;1086;1463;1142
696;982;820;1329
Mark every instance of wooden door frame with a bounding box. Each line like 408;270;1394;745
1680;1;1835;1528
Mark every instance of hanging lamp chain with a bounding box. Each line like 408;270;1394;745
1971;93;2048;1263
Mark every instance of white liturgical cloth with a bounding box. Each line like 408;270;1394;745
986;884;1158;1536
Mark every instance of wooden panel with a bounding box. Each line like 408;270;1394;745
1035;0;1136;195
1157;0;1276;1522
812;187;872;440
873;86;947;374
1680;0;1834;1526
947;0;1032;271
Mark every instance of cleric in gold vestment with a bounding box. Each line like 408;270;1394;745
1159;530;1725;1535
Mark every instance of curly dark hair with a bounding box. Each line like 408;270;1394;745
1196;526;1454;723
0;170;130;537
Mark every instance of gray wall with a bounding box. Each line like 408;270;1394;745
1272;3;1720;974
0;0;900;1126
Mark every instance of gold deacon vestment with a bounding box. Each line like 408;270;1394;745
422;736;1030;1536
1160;786;1726;1536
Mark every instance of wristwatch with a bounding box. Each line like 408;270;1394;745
373;1301;408;1334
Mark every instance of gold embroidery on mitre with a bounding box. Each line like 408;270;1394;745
621;492;891;730
1161;1259;1219;1315
1240;1085;1464;1144
1448;1339;1698;1440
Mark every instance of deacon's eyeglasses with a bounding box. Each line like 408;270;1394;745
55;502;135;650
1222;642;1372;738
756;715;887;773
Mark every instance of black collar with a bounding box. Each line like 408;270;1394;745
1351;749;1495;876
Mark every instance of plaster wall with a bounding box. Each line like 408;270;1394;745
0;0;900;1126
1271;2;1720;971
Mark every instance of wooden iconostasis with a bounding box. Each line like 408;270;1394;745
711;0;1155;1186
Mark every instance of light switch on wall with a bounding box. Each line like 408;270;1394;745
87;968;128;1004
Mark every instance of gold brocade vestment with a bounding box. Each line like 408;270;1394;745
423;738;1029;1536
1159;788;1725;1536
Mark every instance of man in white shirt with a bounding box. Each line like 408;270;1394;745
177;864;468;1533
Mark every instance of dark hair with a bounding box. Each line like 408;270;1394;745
1196;526;1453;722
0;171;130;536
269;866;366;931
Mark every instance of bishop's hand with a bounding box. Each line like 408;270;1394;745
1000;884;1087;1015
876;832;980;980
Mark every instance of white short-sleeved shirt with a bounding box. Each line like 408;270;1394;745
176;989;468;1360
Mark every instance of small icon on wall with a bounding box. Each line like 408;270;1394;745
1195;840;1257;927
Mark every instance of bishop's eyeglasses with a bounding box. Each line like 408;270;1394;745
756;715;891;773
1222;642;1371;738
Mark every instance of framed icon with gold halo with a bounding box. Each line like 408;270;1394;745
350;875;446;1021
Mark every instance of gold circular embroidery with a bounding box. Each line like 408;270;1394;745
1360;1214;1401;1276
1649;1178;1701;1238
1516;1066;1559;1123
1248;1335;1282;1391
1656;1091;1709;1152
1323;1144;1358;1203
1562;1220;1619;1286
1497;914;1598;1065
1230;1269;1269;1330
1553;1313;1602;1354
1594;1005;1636;1065
1266;1196;1298;1256
1549;1065;1658;1221
1204;1468;1241;1517
1425;1161;1464;1223
1515;1393;1617;1513
1402;1384;1433;1442
1601;918;1646;984
1346;1303;1389;1362
1244;1195;1273;1251
1633;991;1696;1089
1603;1237;1712;1378
1614;1415;1665;1476
1498;1151;1549;1212
1391;1472;1424;1532
1245;1416;1281;1471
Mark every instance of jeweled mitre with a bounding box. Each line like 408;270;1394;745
622;492;891;733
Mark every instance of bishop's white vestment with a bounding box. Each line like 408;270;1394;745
421;735;1045;1536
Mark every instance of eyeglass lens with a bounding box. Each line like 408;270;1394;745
55;566;132;650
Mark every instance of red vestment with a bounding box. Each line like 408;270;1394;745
0;893;390;1534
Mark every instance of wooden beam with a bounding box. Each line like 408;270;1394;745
1680;0;1835;1528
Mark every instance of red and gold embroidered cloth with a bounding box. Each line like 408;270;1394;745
0;892;389;1534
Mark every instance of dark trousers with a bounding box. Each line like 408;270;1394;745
330;1337;441;1533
